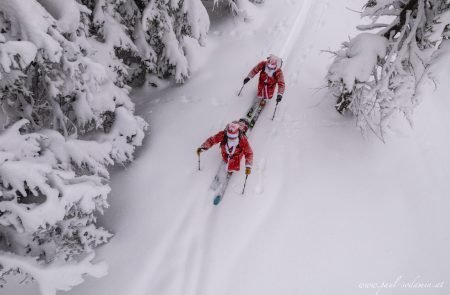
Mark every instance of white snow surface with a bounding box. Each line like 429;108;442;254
6;0;450;294
0;0;62;61
328;33;388;90
0;41;37;74
36;0;81;34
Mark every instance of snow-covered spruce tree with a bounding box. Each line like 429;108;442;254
210;0;255;20
139;0;210;82
81;0;210;84
327;0;450;141
0;0;147;293
81;0;258;84
0;120;111;294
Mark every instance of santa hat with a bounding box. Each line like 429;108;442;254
226;122;240;139
267;54;282;70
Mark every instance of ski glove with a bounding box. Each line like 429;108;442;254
243;77;250;84
196;147;206;156
245;167;251;175
276;94;283;103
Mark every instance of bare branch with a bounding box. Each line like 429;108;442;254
320;49;338;56
346;6;362;14
357;23;389;31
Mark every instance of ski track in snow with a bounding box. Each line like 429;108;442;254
210;0;333;282
184;1;324;295
127;1;342;294
124;2;326;295
182;2;315;294
278;0;314;58
255;158;266;194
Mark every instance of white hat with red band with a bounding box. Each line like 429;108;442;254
226;122;240;139
267;54;281;70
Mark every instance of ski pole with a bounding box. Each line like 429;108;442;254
198;154;201;171
238;84;245;96
271;101;279;120
242;174;249;195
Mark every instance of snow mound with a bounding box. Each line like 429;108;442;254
0;0;62;61
328;33;387;90
37;0;81;34
0;252;107;295
0;41;37;75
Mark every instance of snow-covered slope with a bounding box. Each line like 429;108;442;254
6;0;450;294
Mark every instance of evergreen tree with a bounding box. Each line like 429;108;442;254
327;0;450;140
0;0;146;293
0;0;252;293
214;0;254;19
82;0;210;84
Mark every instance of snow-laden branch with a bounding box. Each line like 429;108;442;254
356;23;389;30
0;119;113;291
0;252;107;295
326;0;449;140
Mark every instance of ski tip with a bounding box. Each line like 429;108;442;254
213;195;222;206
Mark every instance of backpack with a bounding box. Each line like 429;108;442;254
220;119;250;146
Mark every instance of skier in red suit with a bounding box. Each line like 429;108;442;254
243;54;285;125
197;120;253;174
245;54;285;100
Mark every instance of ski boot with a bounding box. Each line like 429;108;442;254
246;98;263;119
246;107;255;119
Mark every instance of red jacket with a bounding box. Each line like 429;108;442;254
248;61;285;99
201;131;253;172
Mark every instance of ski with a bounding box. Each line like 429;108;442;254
250;103;266;128
210;161;232;205
247;100;267;128
246;99;261;119
210;161;227;190
213;172;232;205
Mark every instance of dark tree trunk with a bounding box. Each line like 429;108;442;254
383;0;419;39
